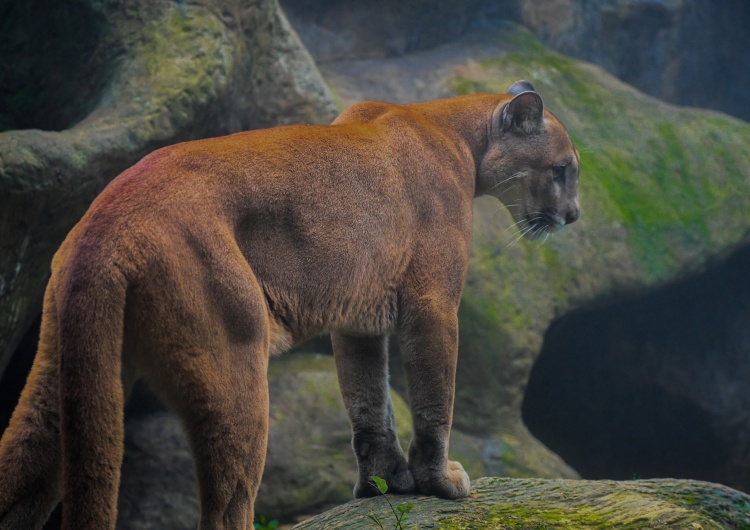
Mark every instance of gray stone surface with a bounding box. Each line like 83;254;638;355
294;476;750;529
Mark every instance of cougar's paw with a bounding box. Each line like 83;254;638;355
354;462;416;498
412;459;471;499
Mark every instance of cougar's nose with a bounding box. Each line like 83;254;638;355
566;206;580;224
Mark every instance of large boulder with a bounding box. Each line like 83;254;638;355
450;27;750;492
294;476;750;529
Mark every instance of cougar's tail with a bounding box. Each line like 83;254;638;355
0;252;128;530
0;278;64;530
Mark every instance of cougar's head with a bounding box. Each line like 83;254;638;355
477;81;580;240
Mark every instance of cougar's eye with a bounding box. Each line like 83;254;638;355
552;165;566;183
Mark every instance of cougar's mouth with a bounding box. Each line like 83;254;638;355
521;210;564;241
540;207;570;227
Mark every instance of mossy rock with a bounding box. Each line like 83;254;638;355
445;28;750;484
293;476;750;529
453;24;750;432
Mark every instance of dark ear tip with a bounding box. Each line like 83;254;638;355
509;91;544;114
508;80;536;95
514;90;543;106
502;89;544;133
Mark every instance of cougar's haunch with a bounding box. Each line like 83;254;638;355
0;82;579;529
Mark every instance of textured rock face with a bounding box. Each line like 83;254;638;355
0;0;337;378
280;0;486;61
281;0;750;121
513;0;750;121
294;476;750;529
450;37;750;492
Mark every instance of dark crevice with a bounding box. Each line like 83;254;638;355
523;244;750;491
0;314;40;435
0;0;106;132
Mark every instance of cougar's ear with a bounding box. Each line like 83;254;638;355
501;91;544;134
507;80;535;95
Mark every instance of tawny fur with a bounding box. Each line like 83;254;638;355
0;87;579;530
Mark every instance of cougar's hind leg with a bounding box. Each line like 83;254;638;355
176;346;269;530
141;306;270;530
136;235;272;530
331;333;415;497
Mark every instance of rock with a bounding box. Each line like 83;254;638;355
293;476;750;529
0;0;338;378
114;354;412;528
118;410;200;530
511;0;750;121
448;426;578;482
448;27;750;492
279;0;485;62
283;0;750;121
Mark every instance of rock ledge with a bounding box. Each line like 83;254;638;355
294;476;750;529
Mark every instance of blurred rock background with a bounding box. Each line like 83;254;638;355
1;0;749;527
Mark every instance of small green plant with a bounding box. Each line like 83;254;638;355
254;513;279;530
367;475;414;530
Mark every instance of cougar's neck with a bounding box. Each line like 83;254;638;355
407;94;511;195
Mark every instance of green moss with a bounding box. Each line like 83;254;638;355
435;484;729;530
486;503;623;529
684;494;700;505
327;87;348;113
452;76;484;97
133;4;233;131
500;26;549;55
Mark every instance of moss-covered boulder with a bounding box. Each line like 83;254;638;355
320;24;750;487
293;477;750;529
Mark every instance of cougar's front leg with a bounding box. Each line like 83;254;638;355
331;333;415;497
398;300;470;499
